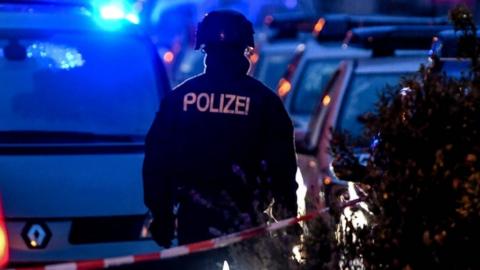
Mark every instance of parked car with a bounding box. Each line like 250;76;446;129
250;11;317;90
0;0;170;266
294;25;447;211
279;15;448;137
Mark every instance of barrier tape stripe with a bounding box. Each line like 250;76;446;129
11;198;364;270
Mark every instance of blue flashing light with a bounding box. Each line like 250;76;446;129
125;13;140;25
92;0;141;30
370;133;381;151
100;3;126;20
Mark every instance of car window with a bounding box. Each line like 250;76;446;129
256;53;293;90
0;32;161;138
290;59;340;115
337;72;405;139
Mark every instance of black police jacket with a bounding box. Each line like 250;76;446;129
143;58;298;245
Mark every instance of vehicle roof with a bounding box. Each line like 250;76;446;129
347;25;451;56
266;11;317;29
303;22;447;60
316;14;448;42
345;14;447;25
303;39;371;59
0;0;91;7
354;55;427;73
0;2;141;34
264;11;317;41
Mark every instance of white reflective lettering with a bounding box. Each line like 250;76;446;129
209;93;220;113
219;94;225;112
223;94;236;114
235;96;246;115
197;93;210;112
182;92;250;116
183;92;196;111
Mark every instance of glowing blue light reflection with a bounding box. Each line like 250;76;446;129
125;13;140;24
100;3;126;19
370;133;381;151
94;0;141;27
27;43;85;70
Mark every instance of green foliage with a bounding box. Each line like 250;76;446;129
331;5;480;269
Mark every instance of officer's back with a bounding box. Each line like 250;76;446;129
170;57;284;190
143;10;298;248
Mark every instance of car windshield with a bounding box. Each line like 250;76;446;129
0;31;161;141
256;53;293;90
290;59;340;115
337;72;406;140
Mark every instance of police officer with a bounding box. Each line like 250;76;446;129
143;10;298;250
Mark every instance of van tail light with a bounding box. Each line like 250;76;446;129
0;196;9;268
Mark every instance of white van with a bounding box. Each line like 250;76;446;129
0;1;170;266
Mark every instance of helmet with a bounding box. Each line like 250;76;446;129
195;10;254;50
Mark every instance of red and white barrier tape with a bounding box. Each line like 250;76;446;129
11;198;364;270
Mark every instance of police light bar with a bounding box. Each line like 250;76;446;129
99;3;139;24
345;25;451;57
264;12;317;40
315;14;449;42
93;0;141;24
312;14;349;41
1;0;141;25
431;29;480;58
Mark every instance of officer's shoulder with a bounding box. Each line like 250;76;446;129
173;74;204;91
168;74;206;98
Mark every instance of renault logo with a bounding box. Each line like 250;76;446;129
21;222;52;249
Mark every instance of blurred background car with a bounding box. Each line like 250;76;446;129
294;25;448;210
143;0;480;87
250;11;317;90
279;15;449;139
0;0;170;266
